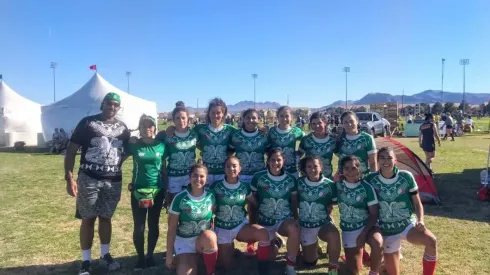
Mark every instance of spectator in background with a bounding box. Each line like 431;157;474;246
441;113;455;141
406;113;413;124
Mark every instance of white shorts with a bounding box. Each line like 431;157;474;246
239;175;254;184
168;175;191;194
174;235;198;255
263;218;292;241
342;227;365;248
300;226;322;246
206;174;225;186
215;219;248;245
383;223;414;254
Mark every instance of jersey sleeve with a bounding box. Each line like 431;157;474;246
289;176;297;194
70;117;88;145
363;182;379;206
155;130;167;143
330;182;338;202
403;171;419;193
366;134;377;155
298;136;306;153
250;173;259;192
169;192;183;215
229;132;237;149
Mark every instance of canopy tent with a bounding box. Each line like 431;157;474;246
0;81;43;146
375;137;439;203
41;73;157;142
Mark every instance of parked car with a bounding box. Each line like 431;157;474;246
355;112;391;137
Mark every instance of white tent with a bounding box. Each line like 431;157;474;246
41;73;158;142
0;81;43;147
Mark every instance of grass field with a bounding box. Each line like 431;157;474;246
0;124;489;275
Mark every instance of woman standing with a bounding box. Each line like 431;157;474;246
299;112;337;179
268;106;304;178
366;147;438;275
418;114;441;173
334;156;383;275
297;155;341;275
166;163;218;275
250;149;300;275
210;156;271;274
127;115;166;270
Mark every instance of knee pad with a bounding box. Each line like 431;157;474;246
302;259;318;267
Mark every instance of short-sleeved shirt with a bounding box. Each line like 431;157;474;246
268;126;304;173
156;129;198;177
333;180;378;232
194;124;237;175
209;180;251;230
70;114;130;181
297;176;336;228
419;122;435;146
230;129;269;176
365;170;418;236
445;117;453;126
299;133;337;178
337;132;377;176
169;190;216;238
250;170;297;226
127;139;165;189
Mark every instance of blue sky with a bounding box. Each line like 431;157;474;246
1;0;489;111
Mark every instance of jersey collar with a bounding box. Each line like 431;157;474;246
378;171;399;185
175;129;190;138
312;134;331;144
276;126;292;134
223;179;241;189
345;133;361;141
185;189;207;201
342;180;361;189
208;124;224;133
241;128;259;137
305;176;324;187
267;170;287;181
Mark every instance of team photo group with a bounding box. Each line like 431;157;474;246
64;92;439;275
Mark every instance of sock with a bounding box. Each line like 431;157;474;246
202;249;218;275
369;271;379;275
100;244;110;258
286;254;296;267
247;242;256;252
82;249;91;262
423;253;437;275
256;241;270;261
362;249;371;262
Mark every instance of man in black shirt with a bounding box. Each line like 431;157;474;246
64;92;130;275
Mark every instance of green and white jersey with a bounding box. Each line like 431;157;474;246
127;140;165;189
157;130;197;177
299;133;337;178
333;180;378;232
210;180;251;230
337;132;377;176
194;124;237;175
230;129;269;175
297;176;336;228
250;170;297;226
169;190;216;238
366;170;418;236
268;126;304;173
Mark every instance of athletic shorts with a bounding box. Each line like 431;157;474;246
174;235;198;255
383;223;414;254
300;226;322;246
215;219;248;244
206;174;225;186
262;218;293;241
342;227;365;248
168;175;191;194
422;143;435;153
239;174;254;184
75;172;122;220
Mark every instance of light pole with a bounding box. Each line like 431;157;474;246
441;58;445;103
50;62;57;102
252;74;258;109
126;71;131;94
343;67;350;110
460;59;470;114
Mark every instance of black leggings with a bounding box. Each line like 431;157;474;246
131;190;164;259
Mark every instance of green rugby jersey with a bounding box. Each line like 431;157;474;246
230;129;269;175
169;190;216;238
297;176;336;228
250;170;297;226
127;140;165;189
268;126;304;173
299;133;337;178
365;170;418;236
333;180;378;232
194;124;237;174
337;132;377;176
157;129;197;177
210;180;251;229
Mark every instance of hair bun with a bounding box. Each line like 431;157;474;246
175;101;185;108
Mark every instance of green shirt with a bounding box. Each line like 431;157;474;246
337;132;377;176
299;133;337;178
210;180;251;229
127;140;165;189
333;180;378;232
365;170;418;236
169;190;216;238
194;124;237;174
297;176;336;228
250;170;297;226
230;129;269;175
157;130;197;177
268;126;304;173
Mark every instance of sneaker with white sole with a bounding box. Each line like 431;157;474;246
100;253;121;271
79;260;91;275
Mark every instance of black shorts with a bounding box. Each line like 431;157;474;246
422;143;435;153
446;125;453;129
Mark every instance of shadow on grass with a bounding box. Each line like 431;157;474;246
0;251;346;275
426;168;490;223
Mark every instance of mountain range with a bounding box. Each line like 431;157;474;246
184;100;281;114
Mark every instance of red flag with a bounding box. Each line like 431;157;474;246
89;65;97;71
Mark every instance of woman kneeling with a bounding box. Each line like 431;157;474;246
166;163;218;275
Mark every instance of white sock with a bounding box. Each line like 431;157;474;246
82;249;91;262
100;244;110;258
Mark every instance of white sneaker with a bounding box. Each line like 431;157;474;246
100;253;121;271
